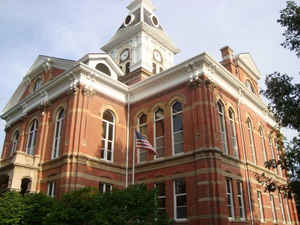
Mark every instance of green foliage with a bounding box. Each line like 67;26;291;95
278;1;300;57
0;192;25;225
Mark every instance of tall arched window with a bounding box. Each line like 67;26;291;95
247;119;256;164
217;101;228;154
172;101;184;155
11;130;19;155
268;136;277;174
138;113;147;162
52;109;65;159
259;127;267;162
245;80;254;93
228;109;238;158
26;120;38;155
154;108;164;158
33;78;42;91
101;110;115;162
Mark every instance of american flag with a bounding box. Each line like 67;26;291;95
135;129;158;156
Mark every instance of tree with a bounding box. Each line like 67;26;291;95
256;0;300;217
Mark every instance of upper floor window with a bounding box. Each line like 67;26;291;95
96;63;111;76
259;127;267;162
245;80;254;93
217;101;228;154
247;119;256;164
11;130;19;155
33;78;42;91
154;108;164;158
52;108;65;159
172;101;184;155
152;63;157;74
125;62;130;74
228;109;238;157
101;110;115;162
138;113;147;162
26;119;38;155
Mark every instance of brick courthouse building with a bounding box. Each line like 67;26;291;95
0;0;299;224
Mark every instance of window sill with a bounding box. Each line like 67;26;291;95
174;218;188;223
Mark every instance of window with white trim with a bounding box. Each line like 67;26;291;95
217;101;228;154
172;101;184;155
274;140;283;176
279;194;286;224
285;199;291;224
47;181;56;198
33;78;42;91
154;108;164;158
101;110;115;162
269;136;277;174
11;130;19;155
259;127;267;162
99;182;112;193
155;182;166;214
26;120;38;155
52;109;64;159
257;191;265;222
245;80;254;93
237;181;245;219
247;119;256;164
174;179;187;220
138;113;147;162
228;109;238;157
270;194;278;223
226;178;234;218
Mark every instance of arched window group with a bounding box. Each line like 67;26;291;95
217;101;228;154
247;119;256;164
172;101;184;155
101;110;115;161
228;109;238;157
11;130;19;155
138;113;148;162
154;108;164;158
259;127;267;162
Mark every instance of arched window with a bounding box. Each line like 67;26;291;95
228;109;238;157
259;127;267;162
52;109;65;159
217;101;228;154
26;120;38;155
245;80;254;93
11;130;19;155
172;101;184;155
96;63;111;76
268;136;275;160
154;108;164;158
247;119;256;164
33;78;42;91
101;110;115;161
138;113;147;162
125;62;130;74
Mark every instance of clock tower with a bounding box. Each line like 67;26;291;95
101;0;180;84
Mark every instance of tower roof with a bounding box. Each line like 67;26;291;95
101;0;180;54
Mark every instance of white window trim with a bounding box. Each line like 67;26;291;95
257;191;265;222
171;102;184;156
226;178;235;219
173;179;187;221
229;110;238;158
247;120;257;164
259;128;267;162
99;182;112;193
26;120;38;155
137;114;147;163
237;181;245;219
11;131;19;155
279;194;286;224
270;194;278;223
218;102;228;154
52;109;64;160
154;109;164;159
101;112;115;162
47;181;56;198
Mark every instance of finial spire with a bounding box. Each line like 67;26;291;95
127;0;156;13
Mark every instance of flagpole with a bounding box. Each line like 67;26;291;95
132;130;136;185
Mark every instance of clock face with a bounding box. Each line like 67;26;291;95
120;49;129;62
153;50;162;63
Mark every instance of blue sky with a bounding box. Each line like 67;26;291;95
0;0;299;154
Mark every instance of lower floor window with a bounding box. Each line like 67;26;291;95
174;179;187;220
47;181;56;198
226;178;234;218
155;182;166;213
99;182;112;193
